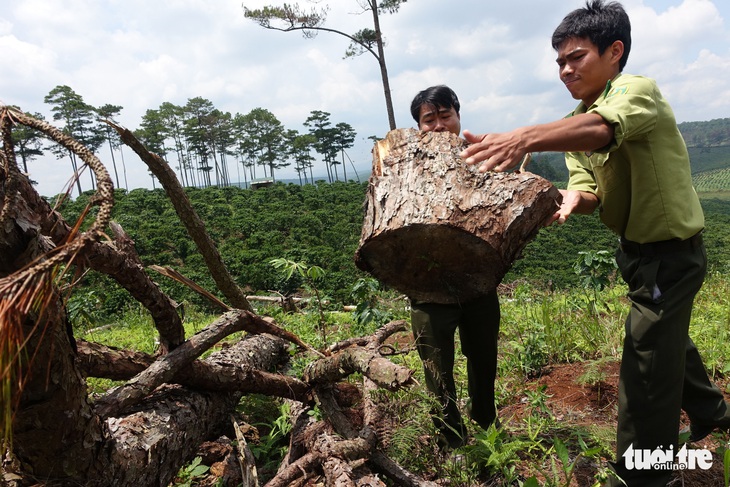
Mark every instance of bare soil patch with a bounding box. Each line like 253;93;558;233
501;360;730;486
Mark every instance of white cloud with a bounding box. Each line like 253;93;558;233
629;0;725;67
0;35;56;88
658;49;730;121
2;0;730;196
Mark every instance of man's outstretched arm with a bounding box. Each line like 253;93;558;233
460;113;614;173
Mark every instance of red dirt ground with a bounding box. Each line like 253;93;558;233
501;360;730;486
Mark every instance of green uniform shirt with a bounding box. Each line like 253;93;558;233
565;73;704;243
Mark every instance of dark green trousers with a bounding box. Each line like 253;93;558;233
410;292;500;448
608;242;730;487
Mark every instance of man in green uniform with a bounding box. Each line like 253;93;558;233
409;85;501;450
459;1;730;485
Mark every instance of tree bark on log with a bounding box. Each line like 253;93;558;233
303;347;413;391
355;128;561;304
84;238;186;352
93;310;297;418
1;108;111;482
76;339;311;400
94;333;291;486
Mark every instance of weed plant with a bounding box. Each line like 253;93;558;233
690;272;730;378
498;283;625;383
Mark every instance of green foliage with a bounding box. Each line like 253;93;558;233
270;257;330;344
379;388;444;478
465;424;534;480
270;257;324;282
693;167;730;193
80;268;730;485
687;272;730;377
172;456;209;487
499;283;624;384
515;323;550;379
543;436;603;487
573;250;616;292
525;385;554;420
249;402;293;475
9;109;46;175
680;118;730;150
345;28;377;57
349;277;394;332
243;4;326;31
378;0;408;14
573;249;618;321
576;357;616;407
78;303;213;354
52;143;730;485
66;290;103;330
552;436;573;484
712;443;730;487
529;152;569;181
703;198;730;280
689;145;730;176
57;182;369;318
56;182;730;325
506;212;617;288
80;312;158;354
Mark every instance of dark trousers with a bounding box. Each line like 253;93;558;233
411;292;500;447
608;242;729;486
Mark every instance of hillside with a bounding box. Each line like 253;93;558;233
687;145;730;175
679;117;730;147
57;183;730;318
693;167;730;193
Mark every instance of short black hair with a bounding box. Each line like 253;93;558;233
410;85;460;124
552;0;632;71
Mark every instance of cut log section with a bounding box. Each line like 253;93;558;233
355;128;562;304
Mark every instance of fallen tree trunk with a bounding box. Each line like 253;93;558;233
93;309;298;418
355;128;561;304
76;340;311;400
265;323;435;487
97;333;291;486
1;109;439;487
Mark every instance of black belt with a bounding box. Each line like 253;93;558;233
619;232;703;257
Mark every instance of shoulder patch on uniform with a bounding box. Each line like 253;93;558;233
607;86;628;97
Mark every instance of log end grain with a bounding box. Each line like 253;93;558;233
355;129;562;304
355;223;505;304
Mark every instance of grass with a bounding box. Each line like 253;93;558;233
76;273;730;486
688;272;730;378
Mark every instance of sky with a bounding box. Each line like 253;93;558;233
2;0;730;197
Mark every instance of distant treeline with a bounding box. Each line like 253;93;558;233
680;118;730;148
57;182;730;318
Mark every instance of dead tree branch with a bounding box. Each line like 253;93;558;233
106;119;253;311
95;309;280;418
304;345;413;391
96;333;290;485
76;339;311;400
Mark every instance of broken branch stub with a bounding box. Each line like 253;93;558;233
355;128;561;304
